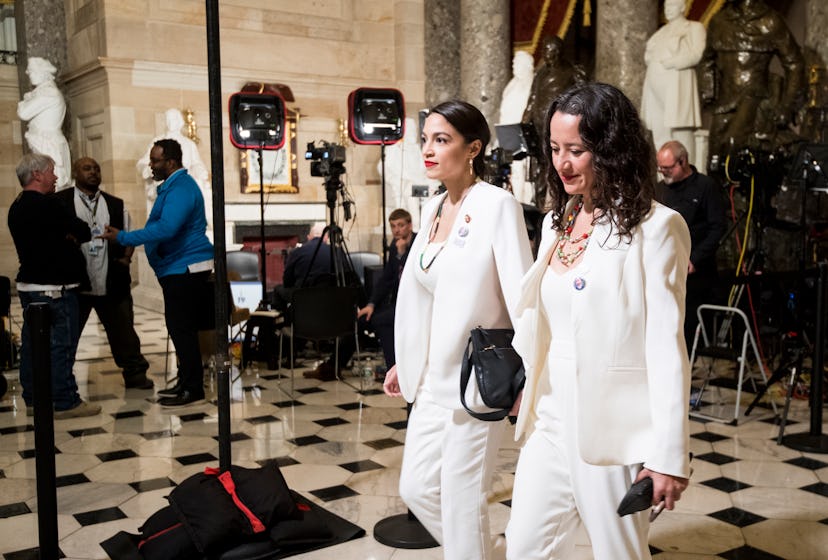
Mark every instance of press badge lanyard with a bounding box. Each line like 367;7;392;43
79;192;104;255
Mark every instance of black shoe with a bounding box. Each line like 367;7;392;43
157;382;182;398
158;390;205;408
124;375;154;390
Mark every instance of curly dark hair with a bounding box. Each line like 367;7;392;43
429;99;490;178
538;82;655;240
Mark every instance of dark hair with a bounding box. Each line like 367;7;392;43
154;138;183;165
388;208;412;222
429;99;490;178
539;82;654;239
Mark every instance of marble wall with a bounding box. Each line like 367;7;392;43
1;0;428;304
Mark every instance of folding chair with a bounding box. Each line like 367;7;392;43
285;285;362;396
689;304;778;424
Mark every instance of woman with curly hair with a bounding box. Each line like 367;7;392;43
505;82;692;559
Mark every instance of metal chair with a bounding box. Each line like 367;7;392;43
689;304;778;424
285;285;362;396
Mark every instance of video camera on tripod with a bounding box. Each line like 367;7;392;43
305;141;346;179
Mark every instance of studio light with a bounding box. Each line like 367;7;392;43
347;88;405;145
228;92;286;150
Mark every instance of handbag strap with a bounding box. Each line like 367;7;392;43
460;336;509;421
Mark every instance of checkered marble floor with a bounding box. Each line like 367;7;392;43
0;303;827;559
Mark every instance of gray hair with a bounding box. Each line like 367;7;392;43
308;221;327;239
16;153;55;187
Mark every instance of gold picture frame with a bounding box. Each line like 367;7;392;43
240;109;299;193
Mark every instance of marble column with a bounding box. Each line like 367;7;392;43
424;0;460;107
459;0;510;133
13;0;67;90
806;0;828;68
595;0;657;110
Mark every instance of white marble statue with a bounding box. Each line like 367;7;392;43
498;50;535;204
17;57;72;190
641;0;706;164
137;108;211;219
379;117;440;231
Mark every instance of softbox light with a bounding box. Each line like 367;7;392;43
228;92;286;150
494;123;540;160
348;88;405;145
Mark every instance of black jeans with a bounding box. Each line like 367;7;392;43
159;271;212;395
78;293;149;380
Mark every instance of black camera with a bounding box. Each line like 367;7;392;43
483;147;514;188
305;141;346;178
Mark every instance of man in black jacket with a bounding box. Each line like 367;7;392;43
8;153;100;418
656;141;727;352
56;157;152;390
357;209;415;371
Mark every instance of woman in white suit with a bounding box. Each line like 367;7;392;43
384;99;533;559
505;83;692;559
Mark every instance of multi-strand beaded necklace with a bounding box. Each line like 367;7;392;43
555;198;594;266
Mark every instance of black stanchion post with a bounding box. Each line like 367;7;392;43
28;302;60;557
783;261;828;453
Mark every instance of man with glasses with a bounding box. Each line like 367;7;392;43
656;140;726;352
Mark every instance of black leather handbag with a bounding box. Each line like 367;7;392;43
459;327;526;421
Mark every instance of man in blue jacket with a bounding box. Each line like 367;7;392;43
102;139;214;408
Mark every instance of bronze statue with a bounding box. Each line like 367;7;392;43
522;36;585;141
700;0;804;160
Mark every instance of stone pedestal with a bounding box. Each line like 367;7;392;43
595;0;657;108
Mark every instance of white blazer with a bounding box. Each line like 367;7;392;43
512;200;692;478
394;182;533;409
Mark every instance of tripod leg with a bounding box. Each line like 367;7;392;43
777;363;801;444
745;360;790;416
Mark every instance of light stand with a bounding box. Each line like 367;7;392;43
380;136;388;265
255;144;269;310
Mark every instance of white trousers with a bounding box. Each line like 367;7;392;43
506;346;650;560
400;385;506;560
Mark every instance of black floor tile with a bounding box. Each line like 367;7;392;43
337;402;367;411
310;484;358;502
500;499;511;507
364;438;404;450
68;427;107;438
0;405;14;413
700;477;752;493
241;385;267;392
314;417;349;427
359;388;384;396
760;416;798;426
649;544;663;554
720;545;784;559
0;502;31;518
257;456;299;468
130;477;176;493
289;435;327;446
785;456;828;470
385;420;407;430
73;506;127;526
175;452;218;465
96;449;138;462
246;415;280;425
56;473;90;488
177;412;210;422
0;425;33;435
212;432;251;443
691;431;731;443
820;517;828;525
111;409;145;419
340;460;384;473
20;447;60;459
709;507;766;527
297;387;325;394
259;373;288;381
800;481;828;498
695;451;739;465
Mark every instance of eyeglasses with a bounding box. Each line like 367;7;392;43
657;159;682;173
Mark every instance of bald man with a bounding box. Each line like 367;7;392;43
56;157;152;390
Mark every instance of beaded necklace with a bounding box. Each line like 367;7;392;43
555;198;594;266
419;195;448;272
